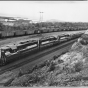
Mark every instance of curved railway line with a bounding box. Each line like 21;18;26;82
0;38;77;75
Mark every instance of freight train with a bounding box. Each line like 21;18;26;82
0;28;85;39
0;33;83;65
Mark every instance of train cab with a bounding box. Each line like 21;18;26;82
0;46;13;64
1;46;13;56
0;44;18;61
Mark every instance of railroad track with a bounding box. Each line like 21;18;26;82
0;38;77;75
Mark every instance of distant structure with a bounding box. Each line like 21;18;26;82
0;16;32;26
39;12;43;23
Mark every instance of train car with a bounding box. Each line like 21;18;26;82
48;28;54;32
54;28;58;32
34;30;43;34
41;29;48;33
39;36;58;50
1;31;18;38
42;30;47;33
1;32;8;38
15;31;24;36
6;32;14;38
70;33;82;39
23;30;28;35
29;30;34;35
16;40;38;52
57;34;70;42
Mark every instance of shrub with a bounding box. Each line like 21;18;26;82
74;61;83;72
48;62;56;72
38;62;47;68
53;56;58;60
80;39;87;45
38;60;51;68
71;42;82;51
49;81;58;86
28;69;33;74
62;66;74;74
18;69;23;77
4;78;14;86
10;74;30;86
58;59;64;64
61;52;67;55
43;60;50;67
32;65;38;72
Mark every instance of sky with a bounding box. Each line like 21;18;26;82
0;1;88;22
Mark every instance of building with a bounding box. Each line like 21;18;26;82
0;16;32;26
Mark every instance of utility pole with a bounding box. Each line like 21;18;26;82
39;12;43;28
37;12;43;34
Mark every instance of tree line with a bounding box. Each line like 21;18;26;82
0;22;88;32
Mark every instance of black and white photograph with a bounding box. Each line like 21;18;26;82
0;1;88;87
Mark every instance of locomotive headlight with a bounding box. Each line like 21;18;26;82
5;51;11;56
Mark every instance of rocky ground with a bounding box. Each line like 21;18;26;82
0;33;88;87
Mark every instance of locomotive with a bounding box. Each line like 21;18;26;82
0;33;83;65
